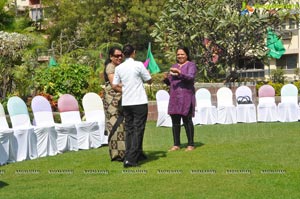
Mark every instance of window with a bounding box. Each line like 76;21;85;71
276;54;298;69
289;19;297;30
238;58;265;78
238;58;264;70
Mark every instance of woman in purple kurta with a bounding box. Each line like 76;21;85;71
163;47;197;151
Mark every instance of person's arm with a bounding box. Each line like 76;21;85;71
146;78;152;85
140;63;152;85
171;62;197;82
163;72;170;85
108;73;122;93
112;70;122;92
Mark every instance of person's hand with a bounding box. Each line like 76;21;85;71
163;72;169;79
170;68;181;75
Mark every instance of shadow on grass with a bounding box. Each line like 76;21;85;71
176;142;205;149
190;142;205;148
0;181;8;189
140;142;204;165
139;150;167;165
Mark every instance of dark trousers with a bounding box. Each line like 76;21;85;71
123;104;148;163
170;114;194;147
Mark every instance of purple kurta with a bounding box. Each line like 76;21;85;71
165;61;197;116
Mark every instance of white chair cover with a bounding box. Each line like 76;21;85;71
0;103;17;165
257;85;278;122
13;126;38;161
55;123;78;152
82;92;106;146
156;90;172;127
277;84;299;122
193;88;217;125
76;121;100;149
57;94;100;151
84;110;104;147
56;110;80;152
34;125;58;157
0;129;17;165
7;97;38;162
235;86;257;123
257;97;278;122
31;96;58;157
216;87;237;124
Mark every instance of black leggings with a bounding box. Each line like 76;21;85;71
170;114;194;147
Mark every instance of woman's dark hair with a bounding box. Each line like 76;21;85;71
176;46;191;62
122;44;135;58
103;46;122;82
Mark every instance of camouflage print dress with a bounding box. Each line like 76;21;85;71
103;63;126;161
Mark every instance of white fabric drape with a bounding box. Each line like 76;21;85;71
156;90;172;127
216;87;237;124
257;97;278;122
34;125;58;157
84;110;105;147
0;130;17;165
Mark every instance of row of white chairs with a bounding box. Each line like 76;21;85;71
156;84;300;127
0;93;106;165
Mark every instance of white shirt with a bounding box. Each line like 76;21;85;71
113;58;151;106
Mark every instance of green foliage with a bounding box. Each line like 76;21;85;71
34;63;92;103
42;0;166;55
0;31;32;99
151;0;290;82
292;81;300;95
270;69;285;84
0;0;14;30
145;73;169;100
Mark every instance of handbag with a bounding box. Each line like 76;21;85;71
237;96;252;104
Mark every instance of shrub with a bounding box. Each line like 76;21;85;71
34;63;93;106
293;81;300;95
270;69;285;84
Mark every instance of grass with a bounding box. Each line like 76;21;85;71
0;121;300;199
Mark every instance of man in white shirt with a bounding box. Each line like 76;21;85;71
112;44;152;168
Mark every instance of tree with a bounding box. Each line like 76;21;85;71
151;0;295;82
42;0;166;55
0;0;14;30
0;31;32;99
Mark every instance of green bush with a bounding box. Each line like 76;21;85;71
34;63;94;108
293;81;300;95
270;69;285;84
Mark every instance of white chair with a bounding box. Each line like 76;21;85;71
257;85;278;122
56;94;100;151
193;88;217;125
235;85;257;123
7;96;38;161
0;103;16;165
31;96;58;157
156;90;172;127
277;84;299;122
216;87;237;124
82;92;105;148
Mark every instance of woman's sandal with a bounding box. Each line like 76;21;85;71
168;146;180;151
185;146;195;151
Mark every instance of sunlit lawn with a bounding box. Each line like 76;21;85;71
0;121;300;199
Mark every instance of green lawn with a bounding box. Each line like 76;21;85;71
0;121;300;199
